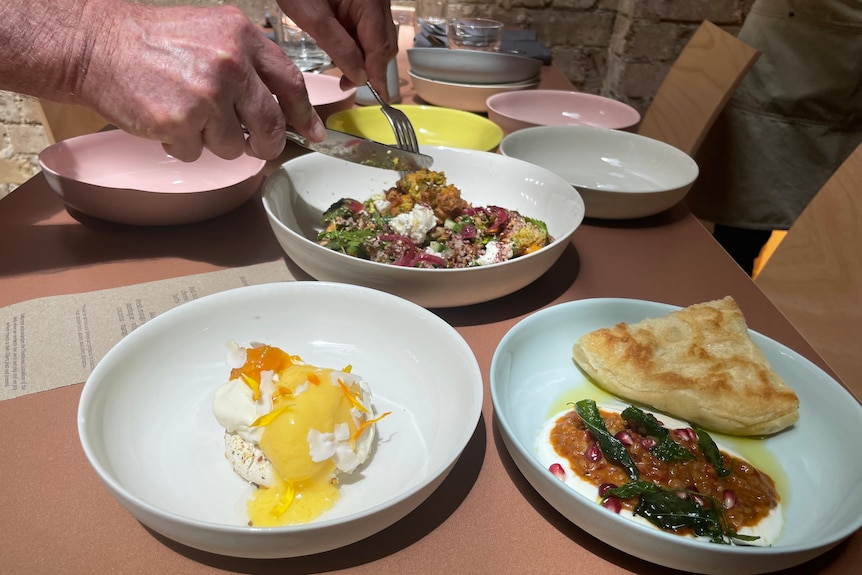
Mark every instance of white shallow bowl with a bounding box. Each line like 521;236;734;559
39;130;265;226
486;89;641;133
303;72;356;121
490;298;862;574
409;70;539;113
500;125;698;220
262;146;585;308
407;47;543;85
78;282;483;558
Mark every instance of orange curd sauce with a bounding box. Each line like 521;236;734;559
233;347;368;527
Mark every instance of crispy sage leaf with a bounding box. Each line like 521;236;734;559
693;424;733;477
622;405;695;462
605;481;760;545
575;399;639;480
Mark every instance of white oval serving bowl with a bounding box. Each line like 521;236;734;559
407;47;542;85
490;297;862;574
262;146;585;308
409;70;540;113
486;89;641;133
78;281;483;558
499;125;698;220
39;130;265;226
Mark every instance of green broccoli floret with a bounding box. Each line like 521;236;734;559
511;216;552;256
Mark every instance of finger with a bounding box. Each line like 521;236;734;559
252;40;325;143
201;117;247;160
353;4;399;94
162;134;205;163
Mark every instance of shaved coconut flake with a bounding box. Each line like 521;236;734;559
308;429;337;463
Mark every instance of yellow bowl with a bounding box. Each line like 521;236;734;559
325;105;503;152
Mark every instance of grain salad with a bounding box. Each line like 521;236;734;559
317;169;553;268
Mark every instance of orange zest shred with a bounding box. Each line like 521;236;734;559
307;372;321;385
251;404;293;427
240;373;261;401
337;379;368;413
271;482;296;517
342;364;353;373
353;411;391;440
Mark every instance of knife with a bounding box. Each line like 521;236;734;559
286;128;433;172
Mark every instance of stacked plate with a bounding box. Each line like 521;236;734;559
407;48;542;113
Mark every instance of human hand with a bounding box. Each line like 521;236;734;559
279;0;398;98
80;3;324;162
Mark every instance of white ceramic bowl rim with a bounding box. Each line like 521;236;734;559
267;147;576;275
78;281;484;536
408;69;541;89
500;125;699;192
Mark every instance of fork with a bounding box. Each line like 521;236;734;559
365;81;420;155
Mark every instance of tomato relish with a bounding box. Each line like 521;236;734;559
550;408;780;535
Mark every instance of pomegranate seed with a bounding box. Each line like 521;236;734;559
598;483;617;498
675;490;689;500
602;496;622;513
614;430;634;446
692;494;709;508
549;463;566;481
722;489;738;509
674;427;698;442
640;437;657;449
585;442;603;462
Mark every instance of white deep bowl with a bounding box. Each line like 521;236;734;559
407;47;542;85
499;125;699;220
490;298;862;574
262;147;585;308
78;282;483;558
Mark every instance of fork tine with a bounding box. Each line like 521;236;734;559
365;82;420;154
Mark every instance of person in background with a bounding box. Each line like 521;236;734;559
0;0;397;163
686;0;862;275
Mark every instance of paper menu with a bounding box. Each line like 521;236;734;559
1;261;296;401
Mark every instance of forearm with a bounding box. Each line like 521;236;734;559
0;0;125;103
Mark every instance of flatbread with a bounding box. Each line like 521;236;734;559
571;296;799;436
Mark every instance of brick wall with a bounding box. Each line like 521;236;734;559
0;0;752;199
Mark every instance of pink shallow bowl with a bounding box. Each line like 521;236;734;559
486;89;641;133
303;72;356;121
39;130;266;226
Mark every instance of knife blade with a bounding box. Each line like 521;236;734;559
286;128;433;172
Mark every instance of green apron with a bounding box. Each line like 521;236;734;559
686;0;862;229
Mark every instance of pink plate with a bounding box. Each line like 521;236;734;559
39;130;266;226
303;72;356;121
486;89;641;134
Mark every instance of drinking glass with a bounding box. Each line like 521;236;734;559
447;18;504;52
273;11;331;72
416;0;449;27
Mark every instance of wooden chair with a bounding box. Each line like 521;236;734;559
35;99;109;144
637;20;759;157
755;142;862;392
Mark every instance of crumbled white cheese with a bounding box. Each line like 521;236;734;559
476;241;501;266
372;195;391;213
389;204;437;244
